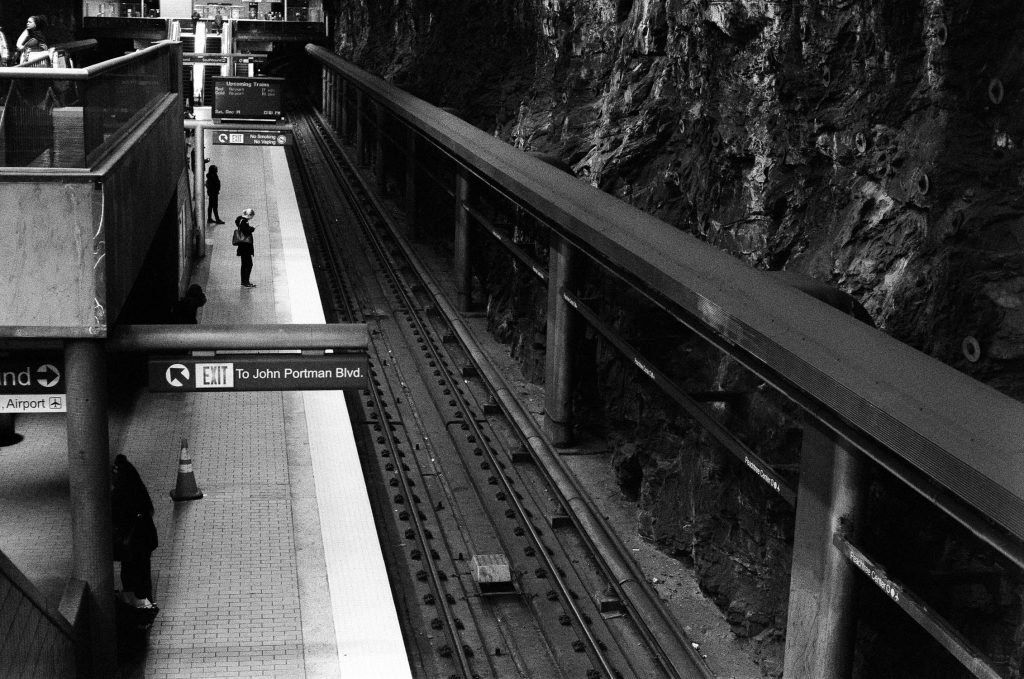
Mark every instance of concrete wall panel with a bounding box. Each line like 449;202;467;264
0;181;99;335
0;96;184;338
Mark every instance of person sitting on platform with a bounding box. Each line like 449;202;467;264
170;284;207;324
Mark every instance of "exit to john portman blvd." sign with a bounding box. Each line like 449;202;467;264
148;355;367;392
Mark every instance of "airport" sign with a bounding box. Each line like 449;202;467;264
0;355;66;413
147;354;367;392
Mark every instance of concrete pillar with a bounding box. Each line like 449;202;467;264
327;71;335;131
453;169;471;311
355;89;365;165
64;339;116;678
220;20;232;77
783;422;866;678
321;68;328;122
193;124;207;258
405;130;417;238
374;102;386;193
543;234;576;446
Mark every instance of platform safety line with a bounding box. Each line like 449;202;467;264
270;149;325;324
304;390;413;678
273;146;409;676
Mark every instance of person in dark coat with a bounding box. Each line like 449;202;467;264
235;208;257;288
206;165;224;224
170;284;207;323
111;454;159;609
15;15;47;64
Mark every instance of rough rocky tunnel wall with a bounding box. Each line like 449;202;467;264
325;1;1024;676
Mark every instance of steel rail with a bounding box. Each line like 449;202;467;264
834;535;1007;679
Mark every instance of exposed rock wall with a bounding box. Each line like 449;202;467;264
328;1;1024;676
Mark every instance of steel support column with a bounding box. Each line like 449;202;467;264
321;68;329;126
329;71;338;132
374;102;386;192
340;78;349;142
193;125;207;258
405;131;418;238
544;235;576;446
784;422;866;678
355;88;366;165
453;170;471;312
64;339;116;678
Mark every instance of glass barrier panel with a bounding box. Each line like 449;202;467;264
0;46;174;168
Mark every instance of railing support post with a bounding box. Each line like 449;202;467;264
331;72;339;132
454;169;472;311
544;234;576;446
64;339;117;678
340;78;349;142
321;67;329;126
405;130;418;238
374;102;386;193
355;88;366;166
784;422;866;678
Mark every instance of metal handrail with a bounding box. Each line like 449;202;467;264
306;44;1024;554
0;39;174;79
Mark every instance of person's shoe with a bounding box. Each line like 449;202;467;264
215;220;225;224
242;282;257;288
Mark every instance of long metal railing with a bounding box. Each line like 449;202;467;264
308;45;1024;678
0;40;178;167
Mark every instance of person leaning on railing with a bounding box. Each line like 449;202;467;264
16;14;47;65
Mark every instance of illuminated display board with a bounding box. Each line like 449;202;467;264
212;76;284;121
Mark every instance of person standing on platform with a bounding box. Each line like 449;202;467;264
111;454;159;613
235;208;257;288
170;283;207;323
15;15;47;64
206;165;224;224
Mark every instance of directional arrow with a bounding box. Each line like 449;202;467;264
218;132;229;143
36;364;61;388
165;364;190;388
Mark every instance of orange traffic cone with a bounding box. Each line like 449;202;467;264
170;438;203;501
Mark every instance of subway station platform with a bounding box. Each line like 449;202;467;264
0;144;412;678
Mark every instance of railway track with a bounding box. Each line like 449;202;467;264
286;100;711;679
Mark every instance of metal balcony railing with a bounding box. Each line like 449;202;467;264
0;40;180;168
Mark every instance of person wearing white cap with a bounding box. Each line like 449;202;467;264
234;208;257;287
